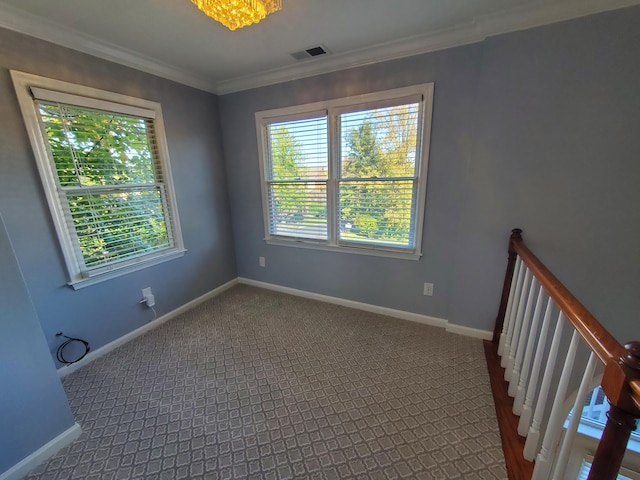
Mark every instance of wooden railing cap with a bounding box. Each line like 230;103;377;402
505;230;639;416
508;230;626;364
624;342;640;371
496;229;639;480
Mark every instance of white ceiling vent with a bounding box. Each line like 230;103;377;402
290;45;330;61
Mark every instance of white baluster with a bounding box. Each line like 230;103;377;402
552;352;599;479
505;268;532;381
509;277;539;398
532;330;580;480
523;311;565;460
513;285;546;414
498;257;524;358
519;296;554;436
499;258;522;357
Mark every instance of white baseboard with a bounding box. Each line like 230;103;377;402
445;323;493;340
58;278;239;378
237;278;492;340
0;422;81;480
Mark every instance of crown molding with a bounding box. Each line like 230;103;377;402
474;0;640;37
0;3;216;94
215;22;484;95
0;0;638;96
216;0;640;94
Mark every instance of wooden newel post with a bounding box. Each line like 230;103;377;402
588;342;640;480
492;228;523;344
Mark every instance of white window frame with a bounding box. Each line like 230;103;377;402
255;84;434;260
11;70;185;289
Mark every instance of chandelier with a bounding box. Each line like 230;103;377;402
191;0;282;31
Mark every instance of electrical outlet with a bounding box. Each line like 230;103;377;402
423;282;434;296
141;287;155;307
259;256;266;267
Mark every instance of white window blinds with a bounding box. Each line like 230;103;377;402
266;116;328;240
578;460;638;480
257;84;433;259
339;103;420;249
36;101;175;273
12;70;184;287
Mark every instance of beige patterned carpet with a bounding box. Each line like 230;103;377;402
26;285;507;479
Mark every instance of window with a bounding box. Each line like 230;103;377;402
256;84;433;259
11;71;184;288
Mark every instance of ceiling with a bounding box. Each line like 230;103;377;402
0;0;637;94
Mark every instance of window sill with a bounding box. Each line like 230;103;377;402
68;248;187;290
265;238;422;261
573;420;640;455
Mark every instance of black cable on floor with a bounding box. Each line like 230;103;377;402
56;333;90;364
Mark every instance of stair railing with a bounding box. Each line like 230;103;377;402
492;229;640;480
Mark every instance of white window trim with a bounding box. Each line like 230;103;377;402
255;84;434;260
11;70;185;289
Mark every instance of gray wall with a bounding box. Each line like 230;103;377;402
0;28;238;367
450;7;640;341
220;44;483;322
0;214;76;473
220;6;640;340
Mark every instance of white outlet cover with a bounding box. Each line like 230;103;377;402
259;257;266;267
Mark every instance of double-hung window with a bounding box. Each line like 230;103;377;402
12;71;184;288
256;84;433;259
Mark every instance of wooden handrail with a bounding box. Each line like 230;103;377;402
509;234;625;365
509;232;640;417
493;229;640;480
631;379;640;411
